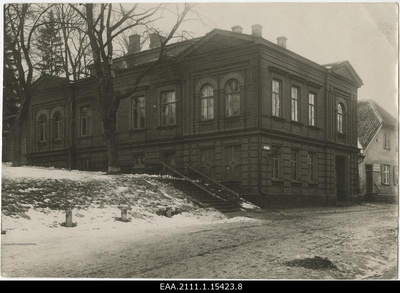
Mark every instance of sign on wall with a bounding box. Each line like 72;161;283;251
373;164;380;172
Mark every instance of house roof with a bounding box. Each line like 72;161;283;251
357;99;397;150
323;60;363;87
113;28;362;87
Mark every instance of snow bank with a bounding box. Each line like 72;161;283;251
1;164;110;181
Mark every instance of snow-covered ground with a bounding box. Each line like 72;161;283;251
1;164;259;278
1;164;398;279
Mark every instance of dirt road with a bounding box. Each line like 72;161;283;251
1;204;398;279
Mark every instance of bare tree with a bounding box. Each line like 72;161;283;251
70;3;195;173
4;3;53;166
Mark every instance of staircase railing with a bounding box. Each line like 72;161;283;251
185;166;243;206
159;162;235;206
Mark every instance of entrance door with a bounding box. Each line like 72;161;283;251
335;156;347;200
365;165;373;193
224;145;241;182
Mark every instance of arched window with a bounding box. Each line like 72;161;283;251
38;114;47;142
337;103;344;133
200;84;214;120
225;79;240;117
53;111;62;140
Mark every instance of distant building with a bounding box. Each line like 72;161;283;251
357;99;398;200
8;25;363;207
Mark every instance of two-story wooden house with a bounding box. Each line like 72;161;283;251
357;99;398;202
20;25;363;208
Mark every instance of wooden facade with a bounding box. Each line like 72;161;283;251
21;27;363;207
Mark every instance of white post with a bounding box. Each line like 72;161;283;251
65;210;74;227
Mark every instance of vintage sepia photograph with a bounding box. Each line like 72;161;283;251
1;1;398;281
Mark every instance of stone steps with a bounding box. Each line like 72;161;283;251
165;179;241;213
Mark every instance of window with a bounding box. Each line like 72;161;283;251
337;104;344;133
309;92;316;126
271;147;280;179
291;86;299;122
384;132;391;149
53;112;62;140
394;166;398;186
200;84;215;120
201;148;215;165
272;79;281;117
132;155;145;168
38;114;47;142
161;91;176;125
80;106;92;136
308;153;315;182
382;164;390;185
290;150;299;180
225;79;240;117
132;96;146;129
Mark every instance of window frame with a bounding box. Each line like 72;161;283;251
80;105;92;137
382;164;390;185
272;79;282;117
271;147;280;180
160;90;177;126
384;132;391;150
225;79;240;117
53;111;62;141
291;86;300;122
394;166;398;186
200;84;215;121
290;150;299;181
132;154;145;168
132;96;146;129
38;114;47;143
308;92;316;127
308;153;316;183
337;103;344;134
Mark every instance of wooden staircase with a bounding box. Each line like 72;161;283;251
159;163;242;213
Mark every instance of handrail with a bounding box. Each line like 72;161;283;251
186;166;241;199
159;162;235;206
374;183;381;194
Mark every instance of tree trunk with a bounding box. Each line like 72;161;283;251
11;92;30;167
100;77;120;174
104;116;120;174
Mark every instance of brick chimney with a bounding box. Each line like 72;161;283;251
231;25;243;33
251;24;263;37
128;34;141;54
149;33;166;49
277;36;287;49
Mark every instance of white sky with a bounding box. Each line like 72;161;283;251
161;2;398;118
1;2;398;118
